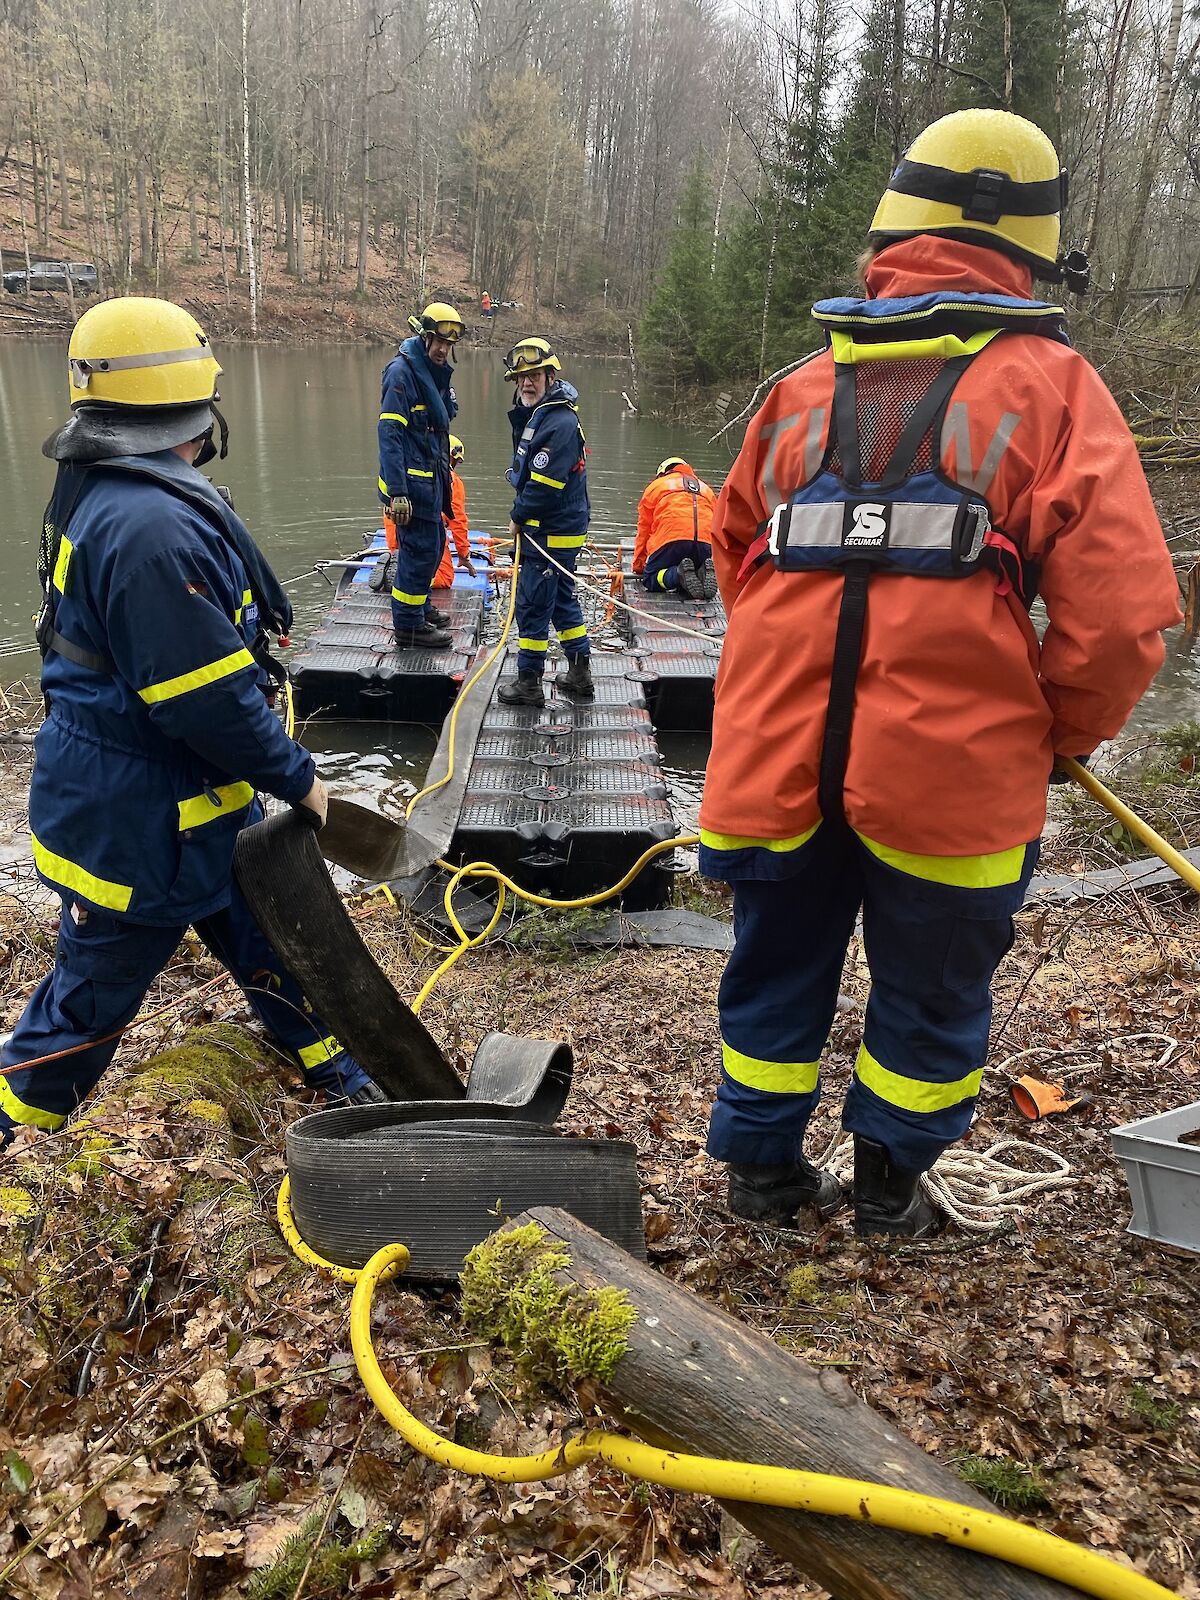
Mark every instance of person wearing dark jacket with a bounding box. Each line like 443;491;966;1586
497;338;592;707
0;296;385;1151
378;301;462;648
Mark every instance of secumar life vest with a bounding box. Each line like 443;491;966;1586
742;290;1070;827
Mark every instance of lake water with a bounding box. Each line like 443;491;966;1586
0;334;1194;818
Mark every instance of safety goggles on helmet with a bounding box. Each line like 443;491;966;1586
503;339;561;382
409;314;462;343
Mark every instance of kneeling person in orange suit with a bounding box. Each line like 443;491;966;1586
634;457;718;600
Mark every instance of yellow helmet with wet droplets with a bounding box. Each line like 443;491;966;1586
408;301;464;342
870;109;1065;275
67;296;222;410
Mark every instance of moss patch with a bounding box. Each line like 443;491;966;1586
460;1221;637;1386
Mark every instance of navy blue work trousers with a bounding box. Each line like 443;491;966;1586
515;537;590;677
642;538;713;592
0;883;370;1144
709;825;1038;1173
390;515;445;629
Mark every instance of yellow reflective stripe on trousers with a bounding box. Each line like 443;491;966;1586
559;624;587;643
177;781;255;832
380;411;408;426
656;569;670;589
854;1043;983;1113
138;648;256;705
547;533;586;548
31;832;134;912
392;588;428;606
0;1076;67;1132
530;471;567;489
519;636;549;652
53;534;74;595
298;1034;341;1069
857;832;1025;888
233;587;252;625
721;1041;820;1096
830;328;1000;365
700;823;820;854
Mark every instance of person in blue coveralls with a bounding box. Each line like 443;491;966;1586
377;301;463;649
0;296;386;1151
497;337;593;707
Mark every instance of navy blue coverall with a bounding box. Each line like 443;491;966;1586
506;380;591;676
0;451;372;1147
378;336;457;631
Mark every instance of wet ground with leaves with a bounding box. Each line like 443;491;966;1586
0;807;1197;1598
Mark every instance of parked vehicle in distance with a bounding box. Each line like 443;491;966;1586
2;260;98;295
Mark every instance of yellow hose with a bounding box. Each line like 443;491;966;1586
348;1241;1177;1600
1063;757;1200;894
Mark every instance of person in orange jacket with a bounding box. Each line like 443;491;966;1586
432;435;477;590
633;457;719;599
699;109;1182;1239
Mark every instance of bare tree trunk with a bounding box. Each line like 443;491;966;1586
54;75;71;230
241;0;258;335
1084;0;1135;253
136;160;152;269
1109;0;1186;318
712;103;734;276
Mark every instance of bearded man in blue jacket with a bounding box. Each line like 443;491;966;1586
497;338;593;707
0;296;385;1150
377;301;462;648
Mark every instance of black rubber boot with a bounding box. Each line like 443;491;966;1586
677;557;705;600
368;553;395;593
727;1158;845;1225
555;657;595;698
698;558;719;600
425;604;452;628
852;1135;943;1238
498;671;546;706
394;621;452;649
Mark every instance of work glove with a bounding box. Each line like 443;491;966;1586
460;555;478;578
297;774;329;828
389;495;413;528
1049;754;1092;785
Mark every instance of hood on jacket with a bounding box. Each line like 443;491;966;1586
865;235;1037;303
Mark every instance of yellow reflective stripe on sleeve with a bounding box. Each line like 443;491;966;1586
700;823;820;854
0;1076;66;1132
52;534;74;595
721;1041;820;1096
177;781;255;832
530;471;567;489
31;832;134;912
524;519;541;528
830;328;1000;365
378;477;390;496
559;625;587;642
857;832;1026;888
233;587;253;625
854;1043;983;1113
547;533;586;548
298;1034;341;1069
412;404;426;411
392;588;428;606
380;411;408;425
518;637;549;652
409;469;435;478
138;648;257;705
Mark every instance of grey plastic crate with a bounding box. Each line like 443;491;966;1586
1111;1100;1200;1254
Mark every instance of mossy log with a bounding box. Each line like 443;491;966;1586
511;1207;1077;1600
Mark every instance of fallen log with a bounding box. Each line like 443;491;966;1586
514;1206;1079;1600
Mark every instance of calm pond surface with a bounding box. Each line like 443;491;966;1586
0;334;1194;818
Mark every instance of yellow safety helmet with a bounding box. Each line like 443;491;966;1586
450;434;465;463
870;110;1067;276
408;301;464;342
68;296;222;409
656;456;688;477
504;337;561;382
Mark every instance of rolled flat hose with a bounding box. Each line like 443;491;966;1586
286;1106;645;1279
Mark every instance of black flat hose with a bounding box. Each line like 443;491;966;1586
286;1106;645;1279
234;809;463;1101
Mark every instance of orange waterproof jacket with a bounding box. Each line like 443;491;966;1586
434;470;471;588
699;236;1182;857
633;463;717;572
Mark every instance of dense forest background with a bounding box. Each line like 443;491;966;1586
0;0;1197;388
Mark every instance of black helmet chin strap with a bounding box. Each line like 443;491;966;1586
194;403;230;467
